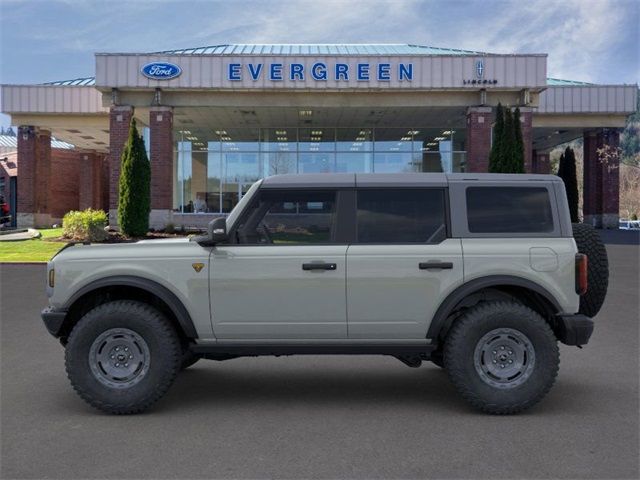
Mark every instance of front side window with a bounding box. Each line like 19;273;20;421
356;188;447;243
235;190;336;244
466;187;554;233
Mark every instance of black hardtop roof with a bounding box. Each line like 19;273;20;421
260;173;560;188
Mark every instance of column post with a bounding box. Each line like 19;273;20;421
465;107;492;173
518;108;533;173
149;106;173;229
17;126;52;227
600;129;620;229
108;105;133;226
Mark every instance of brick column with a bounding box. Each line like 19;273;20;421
465;107;492;173
532;150;551;174
583;129;620;228
519;108;533;173
79;152;94;210
149;107;173;228
16;126;52;227
108;106;133;226
600;129;620;229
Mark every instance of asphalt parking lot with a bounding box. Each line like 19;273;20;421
1;234;638;479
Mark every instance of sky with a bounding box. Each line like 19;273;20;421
0;0;638;128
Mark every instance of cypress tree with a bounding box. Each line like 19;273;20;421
502;107;515;172
558;146;579;222
489;103;505;172
118;119;150;236
512;107;525;173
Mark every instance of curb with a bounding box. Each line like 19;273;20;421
0;262;47;265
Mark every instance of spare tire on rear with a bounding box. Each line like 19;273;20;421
572;223;609;317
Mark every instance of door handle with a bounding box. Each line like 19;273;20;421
419;261;453;270
302;262;337;271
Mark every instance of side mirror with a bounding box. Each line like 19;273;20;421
191;217;228;246
209;217;228;244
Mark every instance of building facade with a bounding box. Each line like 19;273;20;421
1;44;636;228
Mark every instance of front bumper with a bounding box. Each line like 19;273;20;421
41;307;68;338
556;314;594;346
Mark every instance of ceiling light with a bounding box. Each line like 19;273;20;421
355;136;365;141
407;130;419;135
435;136;446;141
299;110;313;116
442;130;452;135
427;142;437;146
401;136;411;141
277;137;288;141
181;130;192;134
276;130;287;135
311;130;323;135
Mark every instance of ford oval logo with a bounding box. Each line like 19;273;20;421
141;62;182;80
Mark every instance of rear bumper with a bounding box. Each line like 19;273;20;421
41;307;68;338
556;314;594;346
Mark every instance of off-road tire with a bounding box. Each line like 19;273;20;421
572;223;609;317
444;301;559;414
65;300;181;414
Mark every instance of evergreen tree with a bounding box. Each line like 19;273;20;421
117;119;150;236
557;147;579;222
502;107;515;171
512;107;525;173
488;103;505;172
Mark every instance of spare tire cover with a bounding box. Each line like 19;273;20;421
572;223;609;317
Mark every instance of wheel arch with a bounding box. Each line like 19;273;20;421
60;276;198;342
426;275;562;342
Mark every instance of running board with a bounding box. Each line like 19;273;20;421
190;342;436;358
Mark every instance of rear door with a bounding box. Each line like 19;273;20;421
346;187;463;339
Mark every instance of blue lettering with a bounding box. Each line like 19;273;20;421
247;63;263;81
377;63;391;81
335;63;349;80
357;63;370;81
290;63;304;80
228;63;241;81
270;64;283;81
311;62;327;80
399;63;413;81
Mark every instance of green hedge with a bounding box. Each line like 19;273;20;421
62;209;108;242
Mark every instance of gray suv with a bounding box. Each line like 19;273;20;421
41;173;608;414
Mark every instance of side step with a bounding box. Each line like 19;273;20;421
190;342;436;358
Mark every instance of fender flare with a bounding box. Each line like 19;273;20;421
426;275;562;340
64;275;198;338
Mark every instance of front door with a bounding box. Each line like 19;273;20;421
346;188;464;339
210;188;348;339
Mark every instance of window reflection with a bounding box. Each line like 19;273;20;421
173;127;466;213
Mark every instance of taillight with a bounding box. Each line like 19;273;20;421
575;254;588;295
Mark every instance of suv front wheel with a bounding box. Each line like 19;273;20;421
444;301;559;414
65;300;182;414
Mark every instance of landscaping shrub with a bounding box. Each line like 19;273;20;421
62;209;108;241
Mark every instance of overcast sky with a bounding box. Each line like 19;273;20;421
1;0;638;128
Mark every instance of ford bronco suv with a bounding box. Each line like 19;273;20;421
41;173;608;414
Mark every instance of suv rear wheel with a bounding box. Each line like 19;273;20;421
65;300;181;414
444;301;559;414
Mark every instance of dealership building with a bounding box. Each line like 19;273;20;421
1;44;636;229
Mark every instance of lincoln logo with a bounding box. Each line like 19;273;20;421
476;59;484;78
141;62;182;80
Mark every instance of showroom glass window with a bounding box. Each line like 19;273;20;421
466;187;554;233
356;188;447;243
172;119;467;214
234;189;337;245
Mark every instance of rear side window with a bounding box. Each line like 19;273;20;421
356;188;447;243
466;187;554;233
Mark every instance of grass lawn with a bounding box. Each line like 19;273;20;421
0;228;67;263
